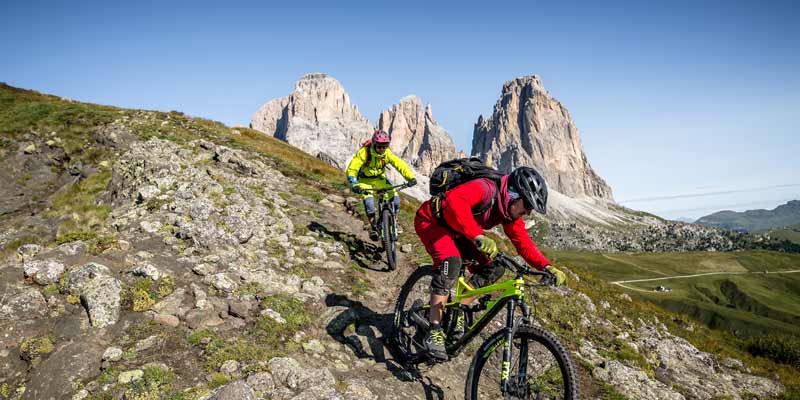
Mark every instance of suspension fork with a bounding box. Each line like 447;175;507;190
500;297;517;393
517;301;532;383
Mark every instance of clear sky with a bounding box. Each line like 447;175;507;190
2;0;798;220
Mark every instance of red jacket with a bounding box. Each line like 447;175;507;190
418;177;551;270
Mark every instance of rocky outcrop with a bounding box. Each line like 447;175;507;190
472;75;613;199
377;95;463;175
65;262;122;328
250;73;373;170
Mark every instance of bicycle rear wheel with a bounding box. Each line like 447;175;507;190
382;208;397;270
392;264;437;362
465;324;579;400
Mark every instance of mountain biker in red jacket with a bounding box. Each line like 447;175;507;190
414;166;567;360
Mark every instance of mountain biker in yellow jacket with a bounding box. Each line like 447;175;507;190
347;130;417;240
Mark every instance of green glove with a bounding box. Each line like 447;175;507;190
545;265;567;286
474;235;498;258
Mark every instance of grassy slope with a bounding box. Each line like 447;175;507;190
768;224;800;245
549;250;800;336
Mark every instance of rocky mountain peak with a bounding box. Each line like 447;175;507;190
377;95;463;176
472;75;613;200
250;73;373;169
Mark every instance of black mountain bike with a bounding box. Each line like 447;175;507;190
363;183;409;271
392;252;579;399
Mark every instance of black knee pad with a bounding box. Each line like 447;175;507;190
468;262;505;288
431;256;462;296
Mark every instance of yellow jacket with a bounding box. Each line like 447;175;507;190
346;145;415;181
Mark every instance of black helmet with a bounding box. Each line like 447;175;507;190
509;166;548;214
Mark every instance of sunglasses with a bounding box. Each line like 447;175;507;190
375;144;389;150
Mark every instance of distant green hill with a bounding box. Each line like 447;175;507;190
695;200;800;232
550;250;800;337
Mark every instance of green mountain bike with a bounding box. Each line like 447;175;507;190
363;183;409;271
391;253;579;399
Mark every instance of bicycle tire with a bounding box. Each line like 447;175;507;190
392;264;438;361
382;208;397;270
465;324;579;400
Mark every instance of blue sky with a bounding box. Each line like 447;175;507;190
2;0;798;220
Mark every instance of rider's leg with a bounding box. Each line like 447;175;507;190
429;256;462;324
455;236;494;306
468;262;505;289
362;195;376;223
362;194;379;240
427;256;461;358
415;213;461;359
392;195;400;213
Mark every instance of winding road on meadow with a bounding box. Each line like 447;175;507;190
612;269;800;292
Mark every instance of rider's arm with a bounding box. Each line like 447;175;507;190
346;147;368;182
502;218;551;270
385;149;415;181
442;180;488;240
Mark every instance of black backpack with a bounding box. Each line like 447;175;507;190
429;157;503;196
428;157;504;223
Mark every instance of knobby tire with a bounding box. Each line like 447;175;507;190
465;324;579;400
382;208;397;271
392;264;438;362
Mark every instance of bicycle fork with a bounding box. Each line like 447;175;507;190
501;298;532;395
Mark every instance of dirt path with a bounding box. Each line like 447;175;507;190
612;269;800;291
305;198;473;399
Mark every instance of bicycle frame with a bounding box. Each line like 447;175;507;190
404;254;551;393
445;274;530;355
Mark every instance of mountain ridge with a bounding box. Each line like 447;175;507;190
695;200;800;232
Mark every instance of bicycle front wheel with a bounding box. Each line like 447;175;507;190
382;208;397;270
465;324;579;400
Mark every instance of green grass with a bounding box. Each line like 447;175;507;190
768;224;800;245
549;250;800;337
48;169;113;237
186;329;277;374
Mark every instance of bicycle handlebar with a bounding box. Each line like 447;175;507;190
361;182;410;194
494;252;556;285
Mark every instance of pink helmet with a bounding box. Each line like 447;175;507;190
372;130;390;144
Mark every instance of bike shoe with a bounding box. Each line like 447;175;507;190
424;326;448;361
369;229;379;241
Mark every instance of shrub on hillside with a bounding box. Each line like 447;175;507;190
745;334;800;369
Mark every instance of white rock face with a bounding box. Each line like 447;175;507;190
472;75;613;199
377;95;463;175
23;259;66;285
250;73;374;169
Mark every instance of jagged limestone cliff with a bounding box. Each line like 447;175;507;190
377;95;463;176
250;73;373;170
472;75;613;200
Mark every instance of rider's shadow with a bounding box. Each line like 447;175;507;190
324;294;445;399
307;221;387;271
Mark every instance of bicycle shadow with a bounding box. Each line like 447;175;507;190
307;221;389;272
324;293;445;400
